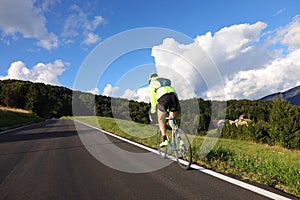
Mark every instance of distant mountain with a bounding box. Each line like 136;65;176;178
260;85;300;105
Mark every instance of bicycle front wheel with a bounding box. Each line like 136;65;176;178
174;128;192;169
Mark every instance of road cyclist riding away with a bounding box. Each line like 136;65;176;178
148;73;192;169
148;73;179;147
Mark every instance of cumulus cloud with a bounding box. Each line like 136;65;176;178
121;87;150;102
151;18;300;100
195;21;274;75
102;84;119;97
215;15;300;100
102;84;149;102
0;1;105;49
151;22;271;100
0;0;58;50
0;60;67;85
40;0;61;12
197;22;267;60
95;16;299;102
83;33;101;45
152;39;208;99
88;88;100;95
207;49;300;100
274;15;300;49
62;5;105;45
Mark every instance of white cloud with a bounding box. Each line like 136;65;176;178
275;15;300;49
37;33;59;50
62;4;105;45
195;21;272;74
151;22;270;100
196;22;267;61
41;0;61;12
0;0;58;50
88;88;99;95
121;87;150;102
92;16;106;30
102;84;119;97
151;18;300;100
0;60;67;85
87;17;299;102
207;49;300;100
152;39;205;99
83;33;100;45
273;8;286;17
102;84;149;102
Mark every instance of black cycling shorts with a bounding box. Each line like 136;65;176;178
157;92;179;112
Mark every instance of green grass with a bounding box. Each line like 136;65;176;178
70;116;158;148
65;116;299;197
0;107;44;130
194;137;300;196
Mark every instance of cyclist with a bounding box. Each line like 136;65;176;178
148;73;180;147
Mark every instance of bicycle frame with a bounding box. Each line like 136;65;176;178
156;114;192;169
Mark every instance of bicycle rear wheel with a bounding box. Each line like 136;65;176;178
174;128;192;169
156;129;167;158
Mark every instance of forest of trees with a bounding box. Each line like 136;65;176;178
220;97;300;149
0;79;299;149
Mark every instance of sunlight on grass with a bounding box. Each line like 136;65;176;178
0;107;43;129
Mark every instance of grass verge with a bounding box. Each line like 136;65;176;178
65;116;299;197
0;107;44;131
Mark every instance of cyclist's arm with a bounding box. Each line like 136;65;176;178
149;85;157;113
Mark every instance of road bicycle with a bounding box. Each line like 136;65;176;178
151;113;192;169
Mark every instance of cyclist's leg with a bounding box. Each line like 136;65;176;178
168;93;179;128
157;108;166;138
157;95;169;139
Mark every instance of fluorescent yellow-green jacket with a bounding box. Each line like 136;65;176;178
149;77;177;113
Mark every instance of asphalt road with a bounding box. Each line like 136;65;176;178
0;119;295;200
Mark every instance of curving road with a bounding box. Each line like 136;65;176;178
0;119;295;200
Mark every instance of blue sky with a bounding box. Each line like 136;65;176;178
0;0;299;101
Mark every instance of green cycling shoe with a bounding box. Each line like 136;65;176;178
160;140;169;147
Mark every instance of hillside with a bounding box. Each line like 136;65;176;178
0;79;149;121
260;85;300;105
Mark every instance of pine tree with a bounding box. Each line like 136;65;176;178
269;95;300;148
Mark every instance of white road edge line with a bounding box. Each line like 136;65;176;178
76;120;291;200
0;121;46;135
0;119;56;135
